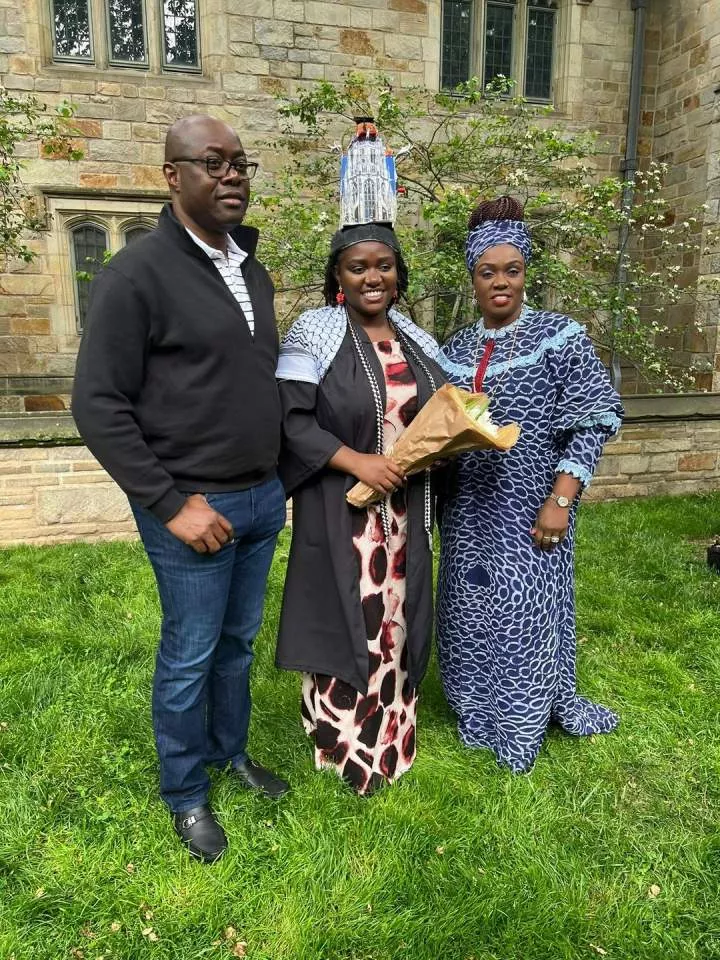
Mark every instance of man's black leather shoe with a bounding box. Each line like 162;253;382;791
173;804;227;863
231;759;290;799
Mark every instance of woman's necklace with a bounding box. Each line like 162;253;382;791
472;308;524;398
345;307;437;546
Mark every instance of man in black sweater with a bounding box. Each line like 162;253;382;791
73;115;289;863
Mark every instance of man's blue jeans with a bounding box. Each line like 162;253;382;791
131;476;286;813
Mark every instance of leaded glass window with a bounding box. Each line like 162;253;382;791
52;0;93;60
525;1;556;100
163;0;199;70
441;1;556;99
107;0;147;64
484;1;516;87
71;223;108;332
123;224;153;244
441;0;473;90
50;0;201;70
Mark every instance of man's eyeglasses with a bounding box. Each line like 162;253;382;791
171;157;259;180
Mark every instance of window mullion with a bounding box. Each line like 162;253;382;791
91;0;109;68
108;217;121;254
474;0;483;82
516;0;526;96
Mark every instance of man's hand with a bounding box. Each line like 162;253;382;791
165;494;234;553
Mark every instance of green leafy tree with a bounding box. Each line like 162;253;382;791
0;90;82;266
249;74;715;391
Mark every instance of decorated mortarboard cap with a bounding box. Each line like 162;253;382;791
339;117;398;229
331;118;401;256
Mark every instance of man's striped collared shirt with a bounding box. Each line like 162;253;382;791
185;228;255;336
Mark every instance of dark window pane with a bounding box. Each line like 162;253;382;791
72;224;108;333
123;225;153;244
163;0;199;69
484;1;515;87
52;0;92;59
108;0;147;63
441;0;473;90
525;5;556;100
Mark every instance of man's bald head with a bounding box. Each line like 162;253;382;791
164;114;243;163
162;114;250;245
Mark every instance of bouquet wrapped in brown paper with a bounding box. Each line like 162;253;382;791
346;384;521;507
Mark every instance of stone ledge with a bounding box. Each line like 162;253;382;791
1;393;719;447
623;392;720;422
0;412;80;445
39;185;169;202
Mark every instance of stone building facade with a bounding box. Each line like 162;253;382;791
1;0;719;403
1;0;719;544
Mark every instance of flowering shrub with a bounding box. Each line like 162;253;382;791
249;74;715;391
1;91;81;265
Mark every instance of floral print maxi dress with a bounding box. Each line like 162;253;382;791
301;339;418;795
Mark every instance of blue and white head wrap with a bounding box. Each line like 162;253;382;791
465;219;533;273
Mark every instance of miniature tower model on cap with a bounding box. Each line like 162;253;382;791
339;117;398;228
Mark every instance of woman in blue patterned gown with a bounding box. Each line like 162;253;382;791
436;196;623;773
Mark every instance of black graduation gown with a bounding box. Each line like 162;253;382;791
275;327;447;695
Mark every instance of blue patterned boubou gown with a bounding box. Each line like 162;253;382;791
436;306;623;773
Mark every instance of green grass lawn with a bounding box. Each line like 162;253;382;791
1;493;719;960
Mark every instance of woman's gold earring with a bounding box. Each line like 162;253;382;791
471;294;477;307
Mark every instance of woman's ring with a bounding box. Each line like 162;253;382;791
550;536;560;544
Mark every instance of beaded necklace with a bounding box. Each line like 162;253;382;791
345;308;437;546
472;304;528;396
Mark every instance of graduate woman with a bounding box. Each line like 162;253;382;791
275;122;446;795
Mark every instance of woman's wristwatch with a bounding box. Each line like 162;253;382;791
548;493;573;508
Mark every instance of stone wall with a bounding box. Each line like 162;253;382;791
586;393;720;500
0;412;133;545
0;447;135;547
1;0;718;397
589;424;720;501
2;397;720;546
639;0;720;389
562;0;635;169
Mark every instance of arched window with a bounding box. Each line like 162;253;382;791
123;223;154;245
71;222;109;333
441;0;558;101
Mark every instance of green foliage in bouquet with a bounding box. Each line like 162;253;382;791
249;73;716;391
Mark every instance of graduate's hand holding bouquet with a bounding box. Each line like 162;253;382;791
346;384;520;507
337;450;405;495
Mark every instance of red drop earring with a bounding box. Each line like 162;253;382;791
336;290;345;305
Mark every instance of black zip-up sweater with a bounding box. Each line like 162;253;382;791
72;204;281;522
